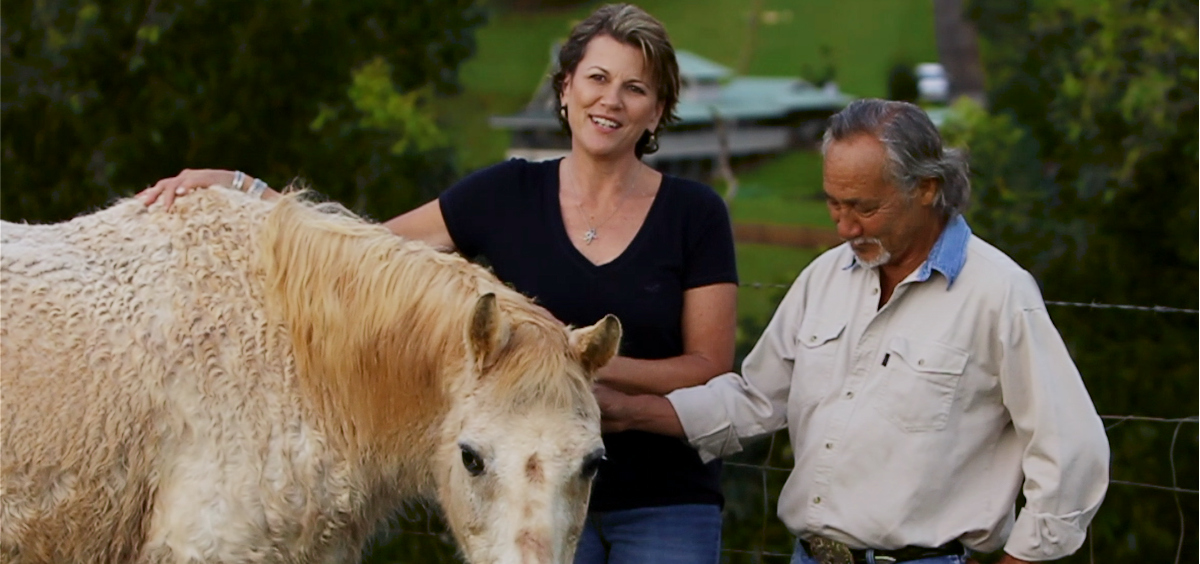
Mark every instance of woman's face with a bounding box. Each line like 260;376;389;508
560;34;664;160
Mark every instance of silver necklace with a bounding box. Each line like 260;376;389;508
576;192;629;245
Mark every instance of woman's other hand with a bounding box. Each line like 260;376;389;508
593;383;686;437
137;169;241;209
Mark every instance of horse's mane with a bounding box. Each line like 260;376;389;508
259;193;593;455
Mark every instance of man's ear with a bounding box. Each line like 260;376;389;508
917;177;940;207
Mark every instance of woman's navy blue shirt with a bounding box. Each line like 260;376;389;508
439;158;737;511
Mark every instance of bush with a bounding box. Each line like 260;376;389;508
885;62;919;102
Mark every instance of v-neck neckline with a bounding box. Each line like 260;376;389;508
547;159;668;270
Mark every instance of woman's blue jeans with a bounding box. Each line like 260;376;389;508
573;504;722;564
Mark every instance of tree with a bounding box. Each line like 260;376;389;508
944;0;1198;561
886;61;919;102
932;0;986;102
3;2;485;560
2;0;486;224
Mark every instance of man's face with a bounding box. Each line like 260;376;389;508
822;134;936;269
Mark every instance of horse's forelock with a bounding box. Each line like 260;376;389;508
483;309;596;416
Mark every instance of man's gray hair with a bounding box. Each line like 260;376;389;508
821;99;970;217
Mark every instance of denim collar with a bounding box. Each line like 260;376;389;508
843;214;971;288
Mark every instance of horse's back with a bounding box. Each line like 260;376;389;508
0;193;321;563
1;202;175;561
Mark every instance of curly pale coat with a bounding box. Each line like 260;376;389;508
1;188;620;564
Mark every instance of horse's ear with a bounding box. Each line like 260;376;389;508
469;293;510;369
570;314;622;375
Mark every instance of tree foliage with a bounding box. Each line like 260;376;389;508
3;1;485;560
944;0;1198;561
886;61;919;102
2;0;486;223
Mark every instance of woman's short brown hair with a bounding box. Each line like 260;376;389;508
551;3;680;157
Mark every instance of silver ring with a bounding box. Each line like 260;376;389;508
248;178;269;199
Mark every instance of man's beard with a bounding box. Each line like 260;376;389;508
850;237;892;268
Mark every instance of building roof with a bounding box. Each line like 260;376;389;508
675;50;733;82
675;76;854;124
490;50;853;131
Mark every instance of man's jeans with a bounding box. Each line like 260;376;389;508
790;539;969;564
573;504;722;564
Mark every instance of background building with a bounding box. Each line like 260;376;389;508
489;49;852;179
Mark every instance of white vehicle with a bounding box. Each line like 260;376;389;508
916;62;950;104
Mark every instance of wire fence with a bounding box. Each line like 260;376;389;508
718;285;1197;563
722;416;1199;494
714;285;1198;564
717;419;1197;564
737;281;1200;315
371;284;1198;564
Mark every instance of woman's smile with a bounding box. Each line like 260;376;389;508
589;114;622;131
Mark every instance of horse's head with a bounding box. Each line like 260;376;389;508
438;293;620;564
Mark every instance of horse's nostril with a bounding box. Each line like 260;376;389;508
516;529;551;562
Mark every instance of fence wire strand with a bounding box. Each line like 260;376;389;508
1171;420;1187;564
738;281;1199;314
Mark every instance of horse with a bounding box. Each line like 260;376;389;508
0;187;620;564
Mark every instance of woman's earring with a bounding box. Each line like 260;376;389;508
560;106;567;121
644;130;659;154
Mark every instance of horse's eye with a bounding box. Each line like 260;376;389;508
581;450;606;479
460;444;486;477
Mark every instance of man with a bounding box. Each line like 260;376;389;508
594;99;1110;564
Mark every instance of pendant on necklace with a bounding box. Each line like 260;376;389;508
583;228;598;244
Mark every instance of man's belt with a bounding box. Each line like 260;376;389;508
800;537;966;564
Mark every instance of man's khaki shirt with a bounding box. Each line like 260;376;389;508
668;217;1109;561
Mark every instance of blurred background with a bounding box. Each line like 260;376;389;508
2;0;1195;562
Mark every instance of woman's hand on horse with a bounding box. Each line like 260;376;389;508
137;169;241;210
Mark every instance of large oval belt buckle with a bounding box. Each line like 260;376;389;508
809;537;854;564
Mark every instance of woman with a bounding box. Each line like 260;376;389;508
139;4;737;563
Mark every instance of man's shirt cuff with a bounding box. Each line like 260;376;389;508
1004;509;1088;561
667;385;745;463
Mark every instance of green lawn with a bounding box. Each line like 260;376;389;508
735;242;819;338
446;0;937;171
724;151;831;227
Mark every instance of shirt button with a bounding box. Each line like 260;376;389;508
844;391;854;399
871;287;879;295
918;359;925;366
825;442;833;449
809;335;817;342
813;496;822;504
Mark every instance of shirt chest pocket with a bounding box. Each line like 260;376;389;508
787;317;846;407
874;337;970;432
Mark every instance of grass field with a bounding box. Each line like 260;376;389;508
735;242;819;332
724;151;830;226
